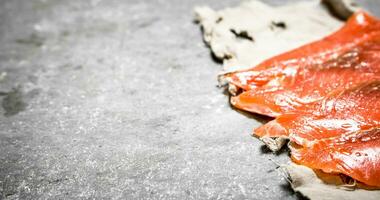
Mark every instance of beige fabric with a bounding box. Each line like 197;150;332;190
283;163;380;200
194;0;346;72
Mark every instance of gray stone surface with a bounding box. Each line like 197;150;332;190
0;0;378;199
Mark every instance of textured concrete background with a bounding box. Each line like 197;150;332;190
0;0;378;199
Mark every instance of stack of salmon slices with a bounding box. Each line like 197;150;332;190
222;11;380;187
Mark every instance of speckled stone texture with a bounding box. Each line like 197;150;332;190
0;0;378;199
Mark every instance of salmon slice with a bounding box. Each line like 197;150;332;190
223;11;380;117
290;128;380;187
255;81;380;140
256;81;380;187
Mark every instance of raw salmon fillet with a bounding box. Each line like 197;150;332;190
255;81;380;187
224;10;380;187
223;11;380;117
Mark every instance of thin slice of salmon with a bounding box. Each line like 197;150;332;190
255;81;380;140
223;11;380;117
290;128;380;187
256;81;380;187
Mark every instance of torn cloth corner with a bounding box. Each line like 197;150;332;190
283;163;380;200
194;0;348;72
